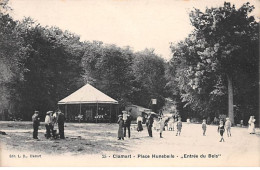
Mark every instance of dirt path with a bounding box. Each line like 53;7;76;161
0;121;259;166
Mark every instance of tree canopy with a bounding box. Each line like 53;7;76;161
167;2;259;123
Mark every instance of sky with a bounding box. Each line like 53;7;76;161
8;0;260;60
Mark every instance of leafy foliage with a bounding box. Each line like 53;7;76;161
167;2;259;123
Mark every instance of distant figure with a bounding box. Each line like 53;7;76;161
123;111;132;138
153;118;159;131
240;120;244;127
207;117;211;125
146;114;154;137
202;119;207;136
248;116;256;134
176;118;182;136
32;111;40;139
167;117;174;131
218;120;225;142
117;115;124;140
159;117;168;138
57;110;65;139
186;118;190;124
45;111;52;139
225;118;232;137
78;114;83;123
136;116;143;132
213;117;218;125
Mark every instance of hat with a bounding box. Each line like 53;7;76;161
46;111;53;115
226;118;229;120
122;111;127;114
34;111;39;113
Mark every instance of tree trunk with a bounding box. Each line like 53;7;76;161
227;74;234;124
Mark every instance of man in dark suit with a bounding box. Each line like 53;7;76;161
123;111;132;138
57;110;65;139
32;111;40;139
147;114;154;137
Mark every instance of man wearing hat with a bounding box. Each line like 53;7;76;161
45;111;52;139
146;113;154;137
57;110;65;139
122;110;132;138
32;111;40;139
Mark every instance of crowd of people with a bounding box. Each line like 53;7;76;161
32;109;65;140
32;109;257;142
117;111;257;142
117;111;184;139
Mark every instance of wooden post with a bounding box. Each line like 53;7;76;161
80;103;82;115
109;104;112;123
96;102;98;123
65;104;67;119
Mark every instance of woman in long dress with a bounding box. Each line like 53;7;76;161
167;117;174;131
137;116;143;132
248;116;256;134
117;115;124;140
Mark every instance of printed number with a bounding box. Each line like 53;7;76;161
102;154;107;158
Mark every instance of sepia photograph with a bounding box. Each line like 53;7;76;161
0;0;259;167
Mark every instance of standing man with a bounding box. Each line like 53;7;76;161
123;111;132;138
57;110;65;139
32;111;40;139
45;111;52;139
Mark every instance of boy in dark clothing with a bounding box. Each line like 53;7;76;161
218;120;225;142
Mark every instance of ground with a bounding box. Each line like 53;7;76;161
0;121;259;166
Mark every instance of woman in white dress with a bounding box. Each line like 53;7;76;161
248;116;256;134
167;117;174;131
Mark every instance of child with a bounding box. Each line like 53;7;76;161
202;119;207;136
225;117;232;137
218;120;225;142
176;118;182;136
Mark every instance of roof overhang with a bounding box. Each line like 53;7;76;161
58;101;118;104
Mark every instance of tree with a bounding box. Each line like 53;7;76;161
0;1;28;119
18;20;85;119
82;43;135;107
188;2;258;123
131;49;167;111
168;2;259;124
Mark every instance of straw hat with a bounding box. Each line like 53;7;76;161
46;111;53;115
